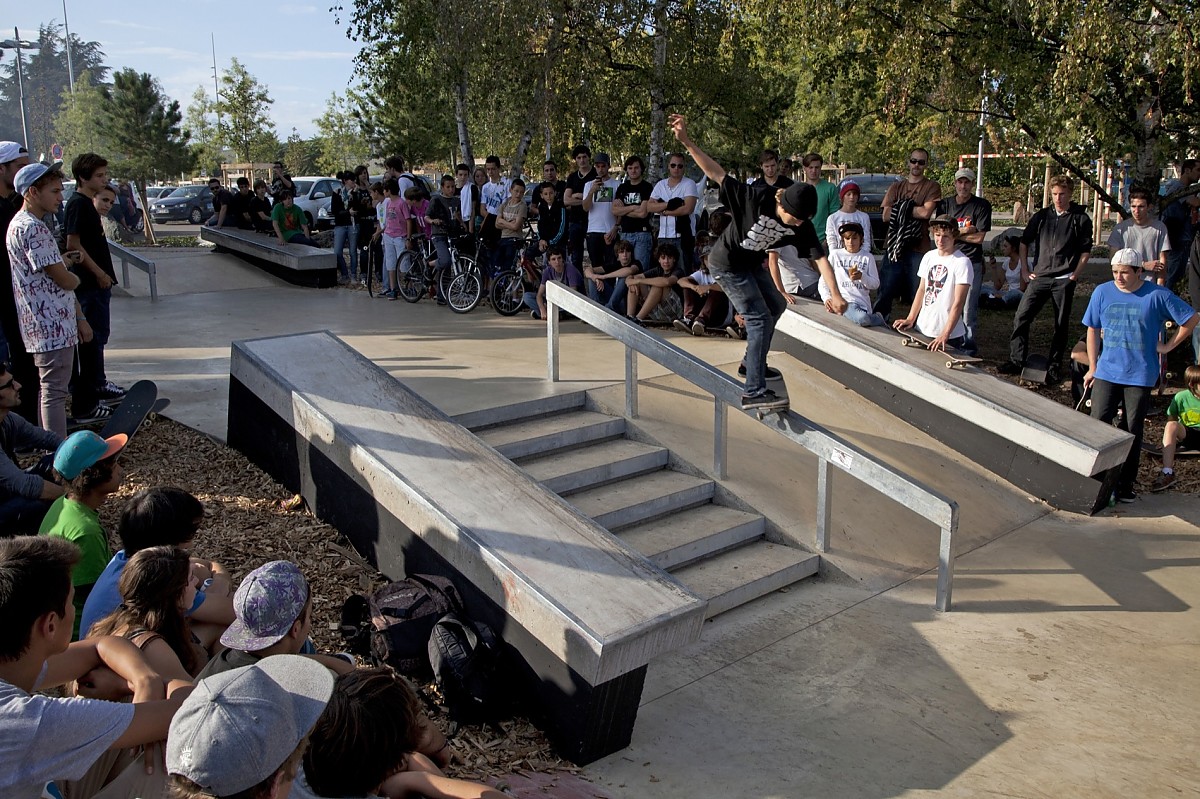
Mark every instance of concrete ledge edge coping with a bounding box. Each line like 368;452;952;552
200;227;334;269
229;330;707;685
776;306;1132;476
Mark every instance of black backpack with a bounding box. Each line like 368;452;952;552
401;173;430;201
340;574;461;676
428;612;505;724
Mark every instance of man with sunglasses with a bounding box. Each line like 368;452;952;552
875;148;941;319
0;362;64;533
648;154;700;272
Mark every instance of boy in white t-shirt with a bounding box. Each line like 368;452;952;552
820;222;884;327
893;214;972;351
825;181;874;253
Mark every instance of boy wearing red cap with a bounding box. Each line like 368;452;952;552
39;429;127;638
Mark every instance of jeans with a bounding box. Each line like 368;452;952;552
333;224;359;278
73;287;111;415
288;233;320;247
568;222;587;275
497;237;521;274
0;494;51;535
873;250;922;320
1166;243;1190;290
621;231;653;272
712;265;787;397
34;346;74;438
432;235;452;272
586;275;628;312
982;286;1023;307
586;233;614;273
962;259;983;355
522;290;539;315
1090;379;1151;493
1010;275;1076;367
1192;322;1200;365
843;304;886;327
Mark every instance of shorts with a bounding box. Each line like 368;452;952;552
1181;425;1200;451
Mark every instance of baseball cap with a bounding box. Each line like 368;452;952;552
839;180;860;199
1112;247;1141;267
0;141;28;164
221;560;310;651
779;182;817;221
593;152;610;165
14;163;55;196
167;656;335;796
838;221;864;237
954;167;976;182
928;213;959;232
54;431;128;480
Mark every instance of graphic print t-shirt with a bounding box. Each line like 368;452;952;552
708;174;821;275
914;249;971;340
6;210;78;353
615;181;651;233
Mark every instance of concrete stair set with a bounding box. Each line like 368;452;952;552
462;393;819;618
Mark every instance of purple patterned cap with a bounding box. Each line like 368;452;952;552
220;561;310;651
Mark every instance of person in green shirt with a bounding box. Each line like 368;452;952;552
801;152;840;239
39;430;127;639
269;189;320;246
1153;364;1200;492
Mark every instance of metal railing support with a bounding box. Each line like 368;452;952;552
547;297;559;381
816;457;832;552
713;398;727;479
108;241;158;301
625;346;638;418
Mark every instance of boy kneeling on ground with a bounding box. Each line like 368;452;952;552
893;214;972;351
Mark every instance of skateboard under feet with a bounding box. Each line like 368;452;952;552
897;330;983;369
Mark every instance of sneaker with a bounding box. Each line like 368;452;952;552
997;361;1022;375
741;390;789;412
530;310;541;319
738;363;783;381
1151;471;1176;492
672;318;693;334
691;320;706;336
1046;364;1062;384
726;325;746;340
72;404;113;424
1114;488;1138;503
97;380;126;401
629;316;647;328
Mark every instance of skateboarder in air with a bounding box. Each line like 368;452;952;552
893;214;972;352
668;114;847;412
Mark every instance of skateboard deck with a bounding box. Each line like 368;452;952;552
897;330;983;369
1141;441;1200;457
1021;353;1050;385
68;381;168;437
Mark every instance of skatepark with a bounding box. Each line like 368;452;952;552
110;246;1198;797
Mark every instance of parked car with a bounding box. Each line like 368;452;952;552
150;185;214;224
144;186;177;201
844;173;899;252
291;177;341;230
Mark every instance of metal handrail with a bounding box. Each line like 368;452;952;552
546;281;961;611
108;241;158;301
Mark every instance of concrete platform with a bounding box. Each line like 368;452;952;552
103;250;1200;797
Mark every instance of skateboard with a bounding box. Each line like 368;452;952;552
1156;320;1176;396
897;330;983;369
68;381;169;437
1021;353;1050;385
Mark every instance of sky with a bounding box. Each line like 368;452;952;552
14;1;360;139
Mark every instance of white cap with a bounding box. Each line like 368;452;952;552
1111;248;1142;267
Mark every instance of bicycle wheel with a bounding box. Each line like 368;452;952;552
396;254;425;303
440;256;476;301
447;271;483;314
490;269;526;316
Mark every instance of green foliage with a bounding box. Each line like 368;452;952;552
314;92;370;173
282;129;322;176
184;87;226;177
52;70;111;160
213;58;278;163
100;68;192;188
0;22;108;155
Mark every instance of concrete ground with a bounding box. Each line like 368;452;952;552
110;249;1198;799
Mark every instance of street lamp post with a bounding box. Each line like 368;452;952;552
0;29;37;151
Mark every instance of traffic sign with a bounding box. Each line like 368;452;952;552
50;143;64;160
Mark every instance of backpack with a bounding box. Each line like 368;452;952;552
339;574;462;676
401;173;430;202
427;612;505;724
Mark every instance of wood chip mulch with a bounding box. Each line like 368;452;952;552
96;418;578;783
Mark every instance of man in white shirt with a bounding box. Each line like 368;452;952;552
582;153;621;301
648;153;700;271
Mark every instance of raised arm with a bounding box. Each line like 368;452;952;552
668;114;725;185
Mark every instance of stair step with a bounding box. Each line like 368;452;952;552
520;439;669;494
476;410;626;459
671;540;820;619
568;470;715;531
454;392;586;430
619;505;765;570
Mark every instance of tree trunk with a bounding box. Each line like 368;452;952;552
1130;95;1162;193
647;0;669;183
453;72;474;167
511;13;563;179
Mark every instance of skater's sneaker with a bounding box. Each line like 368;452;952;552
725;324;746;340
72;404;113;424
741;390;788;412
1114;488;1138;503
672;317;693;334
1151;471;1175;493
691;320;706;336
97;381;127;401
738;363;783;381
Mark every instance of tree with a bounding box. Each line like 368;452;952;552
52;70;111;160
314;92;370;173
213;58;278;163
282;128;321;176
101;68;193;243
0;22;108;154
184;86;225;177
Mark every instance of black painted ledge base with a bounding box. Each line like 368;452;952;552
227;376;644;764
777;339;1121;515
210;245;337;288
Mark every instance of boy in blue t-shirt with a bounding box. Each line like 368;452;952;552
1082;248;1197;501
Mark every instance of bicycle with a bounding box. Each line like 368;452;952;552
489;235;542;316
395;235;438;303
440;234;484;314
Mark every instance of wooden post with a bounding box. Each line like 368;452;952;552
1042;161;1052;209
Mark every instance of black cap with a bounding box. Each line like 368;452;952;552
779;182;816;220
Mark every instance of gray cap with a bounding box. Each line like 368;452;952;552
167;656;334;796
14;163;53;196
220;560;310;651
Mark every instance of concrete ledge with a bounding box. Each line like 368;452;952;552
775;304;1133;514
227;331;706;762
200;226;336;287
